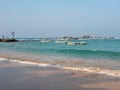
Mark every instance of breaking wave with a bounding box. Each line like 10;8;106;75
0;57;120;78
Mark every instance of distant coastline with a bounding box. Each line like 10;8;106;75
0;35;119;43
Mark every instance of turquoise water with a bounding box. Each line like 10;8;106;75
1;39;120;77
0;39;120;61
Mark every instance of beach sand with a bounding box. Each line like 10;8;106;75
0;60;120;90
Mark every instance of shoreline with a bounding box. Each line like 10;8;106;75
1;57;120;78
0;60;120;90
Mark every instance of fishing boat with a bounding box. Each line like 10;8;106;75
55;39;68;44
40;39;51;43
79;41;87;45
67;41;87;45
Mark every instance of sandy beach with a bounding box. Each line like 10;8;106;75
0;60;120;90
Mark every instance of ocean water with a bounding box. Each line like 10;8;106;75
0;39;120;77
0;39;120;60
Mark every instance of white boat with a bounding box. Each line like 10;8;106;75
55;39;68;44
40;39;51;43
67;42;75;45
79;41;87;45
67;41;87;45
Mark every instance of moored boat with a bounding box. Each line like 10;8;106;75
67;41;87;45
40;39;51;43
55;39;68;44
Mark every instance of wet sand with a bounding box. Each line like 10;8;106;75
0;60;120;90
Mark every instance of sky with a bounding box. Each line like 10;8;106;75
0;0;120;38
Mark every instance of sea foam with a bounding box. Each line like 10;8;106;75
0;58;7;61
0;57;120;77
9;59;49;67
63;66;120;77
